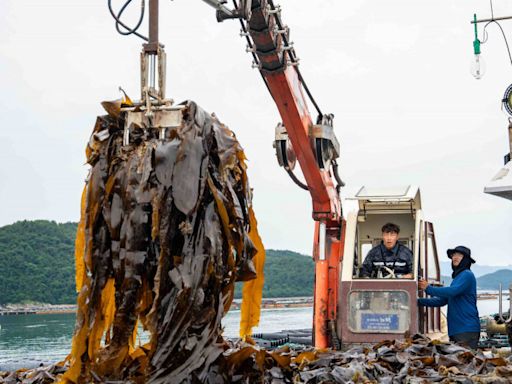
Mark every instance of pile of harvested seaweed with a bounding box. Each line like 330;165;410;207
3;334;512;383
62;100;265;383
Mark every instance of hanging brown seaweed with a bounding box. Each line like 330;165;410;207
61;100;265;383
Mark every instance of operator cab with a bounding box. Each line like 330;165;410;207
338;186;445;344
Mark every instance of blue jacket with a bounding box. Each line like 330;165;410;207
418;269;480;337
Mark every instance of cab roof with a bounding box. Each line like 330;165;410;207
348;185;422;212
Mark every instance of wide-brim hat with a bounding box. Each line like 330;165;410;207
447;245;475;263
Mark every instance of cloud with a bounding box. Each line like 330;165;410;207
365;23;421;51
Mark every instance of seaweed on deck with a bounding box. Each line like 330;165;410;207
4;334;512;383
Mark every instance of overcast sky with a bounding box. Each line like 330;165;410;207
0;0;511;266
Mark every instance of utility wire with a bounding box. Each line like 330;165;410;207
479;0;512;67
483;20;512;66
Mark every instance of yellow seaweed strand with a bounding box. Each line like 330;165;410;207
74;186;87;292
239;207;265;338
103;279;116;338
87;278;116;361
59;285;90;384
129;319;139;354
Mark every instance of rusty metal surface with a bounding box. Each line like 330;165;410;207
144;0;159;53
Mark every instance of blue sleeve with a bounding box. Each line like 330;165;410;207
425;272;471;299
418;296;448;307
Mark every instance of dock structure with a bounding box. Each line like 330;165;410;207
231;297;314;310
0;304;77;316
0;310;36;316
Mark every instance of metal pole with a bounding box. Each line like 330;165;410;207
200;0;235;18
145;0;159;53
499;283;504;321
471;15;512;24
508;284;512;322
508;121;512;159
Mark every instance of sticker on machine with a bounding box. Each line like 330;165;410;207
361;313;399;331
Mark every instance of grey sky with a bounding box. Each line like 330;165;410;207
0;1;511;265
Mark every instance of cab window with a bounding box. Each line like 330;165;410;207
353;213;415;279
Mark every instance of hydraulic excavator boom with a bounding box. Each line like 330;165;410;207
204;0;346;348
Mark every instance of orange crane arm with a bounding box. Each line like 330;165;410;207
233;0;345;348
203;0;345;348
241;1;341;221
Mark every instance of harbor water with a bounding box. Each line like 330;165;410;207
0;298;506;371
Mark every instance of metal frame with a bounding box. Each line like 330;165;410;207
421;221;442;334
498;283;512;323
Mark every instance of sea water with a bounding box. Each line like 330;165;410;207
0;299;505;371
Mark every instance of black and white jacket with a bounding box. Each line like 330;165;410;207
360;242;413;278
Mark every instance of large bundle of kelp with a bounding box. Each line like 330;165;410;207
59;100;265;383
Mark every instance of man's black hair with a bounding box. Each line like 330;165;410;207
381;222;400;234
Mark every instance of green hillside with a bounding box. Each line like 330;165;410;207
0;221;314;304
235;249;314;299
3;220;509;305
0;220;77;305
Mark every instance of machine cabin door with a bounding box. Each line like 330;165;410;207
419;221;442;334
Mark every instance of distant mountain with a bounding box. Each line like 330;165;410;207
477;269;512;290
0;220;314;304
440;275;452;286
440;261;512;278
439;270;512;291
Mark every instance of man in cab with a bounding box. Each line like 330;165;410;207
360;222;413;278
